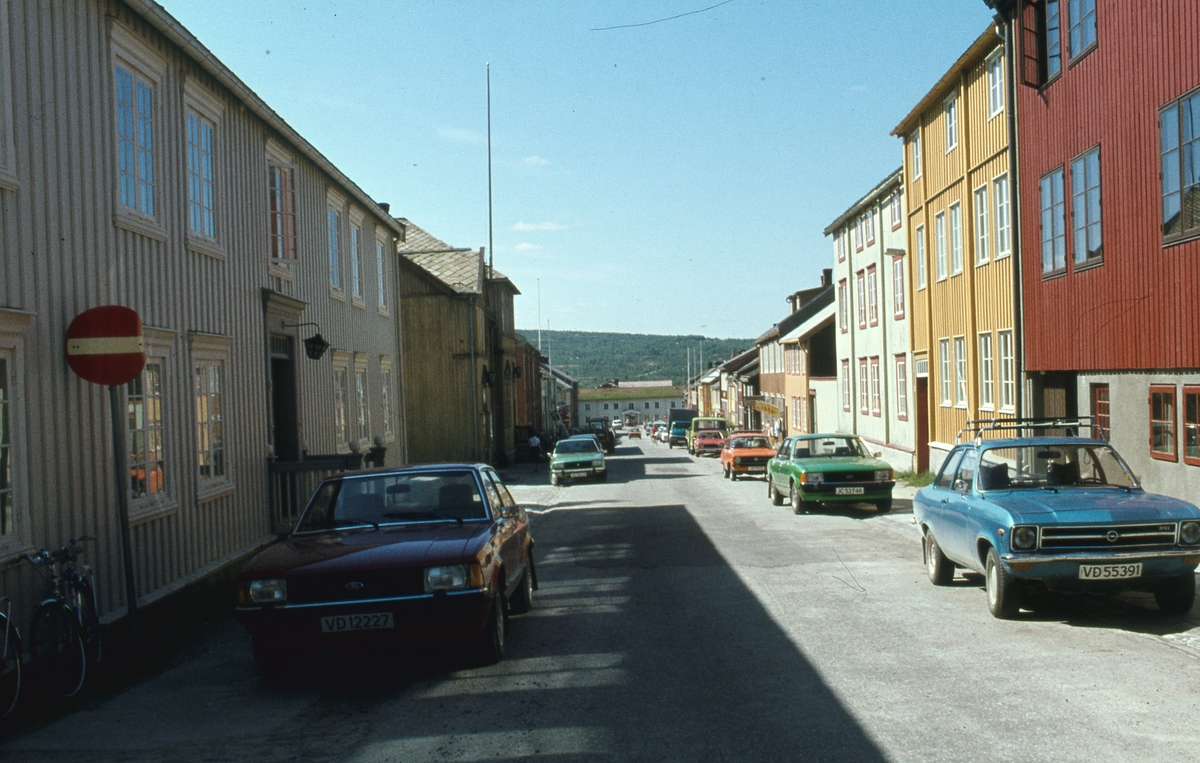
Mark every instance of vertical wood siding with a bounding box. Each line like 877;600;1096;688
1017;0;1200;373
0;0;405;623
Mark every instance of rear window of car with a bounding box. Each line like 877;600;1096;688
731;437;771;449
556;439;600;454
296;471;488;531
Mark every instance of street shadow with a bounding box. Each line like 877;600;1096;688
803;497;915;521
288;503;890;761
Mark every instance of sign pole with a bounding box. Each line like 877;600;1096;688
108;385;138;641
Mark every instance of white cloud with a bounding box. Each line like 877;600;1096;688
512;221;567;231
514;242;543;252
438;126;486;144
522;155;550;165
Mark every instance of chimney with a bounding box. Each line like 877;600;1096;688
378;202;391;213
821;268;832;288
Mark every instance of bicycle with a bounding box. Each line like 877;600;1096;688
0;597;21;718
26;536;101;698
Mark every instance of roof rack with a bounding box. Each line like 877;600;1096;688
954;416;1102;445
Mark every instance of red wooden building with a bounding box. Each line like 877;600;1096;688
994;0;1200;496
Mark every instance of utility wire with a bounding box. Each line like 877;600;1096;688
592;0;734;31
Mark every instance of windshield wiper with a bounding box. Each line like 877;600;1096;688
381;511;464;526
330;518;380;531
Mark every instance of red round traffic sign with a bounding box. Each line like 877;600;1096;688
65;305;146;386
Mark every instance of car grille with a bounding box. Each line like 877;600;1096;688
740;456;771;466
821;471;873;484
288;568;426;604
1039;523;1178;550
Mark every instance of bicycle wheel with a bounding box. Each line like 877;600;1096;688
0;616;21;718
29;603;86;698
73;577;102;665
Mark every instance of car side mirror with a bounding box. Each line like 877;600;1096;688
273;520;293;537
873;451;883;458
953;479;969;494
502;504;520;519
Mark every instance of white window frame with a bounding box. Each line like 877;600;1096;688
858;359;869;415
869;357;881;416
128;328;178;522
944;92;958;152
327;189;346;295
379;356;394;440
999;330;1015;412
987;50;1004;119
190;332;233;500
354;354;370;443
0;308;32;558
892;256;905;318
994;173;1011;259
376;234;390;315
867;266;878;326
349;209;365;305
895;354;908;420
949;202;963;275
916;225;927;289
856;272;867;328
978;332;994;411
954;336;967;407
910;129;922;180
891;191;903;229
838;280;848;332
183;79;223;259
111;24;166;236
841;360;851;411
865;209;875;246
332;351;351;452
935;212;947;281
939;338;952;406
974;184;990;265
267;142;298;265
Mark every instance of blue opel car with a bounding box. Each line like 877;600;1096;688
914;419;1200;619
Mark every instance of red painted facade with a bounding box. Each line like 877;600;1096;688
1016;0;1200;372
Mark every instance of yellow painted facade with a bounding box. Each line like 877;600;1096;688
894;29;1015;460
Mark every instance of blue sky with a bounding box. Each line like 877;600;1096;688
159;0;994;339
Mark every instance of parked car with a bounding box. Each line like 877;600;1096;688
687;417;729;454
652;422;669;442
234;464;535;680
766;434;895;514
550;438;607;486
584;418;616;453
692;429;725;457
914;419;1200;619
721;432;776;480
667;423;689;448
628;428;642;439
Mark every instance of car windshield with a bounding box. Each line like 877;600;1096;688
295;471;488;531
731;437;771;449
977;443;1139;490
698;431;722;439
556;439;601;454
794;437;869;458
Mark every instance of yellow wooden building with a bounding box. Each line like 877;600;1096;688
892;28;1016;472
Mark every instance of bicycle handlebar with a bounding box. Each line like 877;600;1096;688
25;535;95;566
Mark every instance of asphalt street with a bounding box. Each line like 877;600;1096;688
4;438;1200;762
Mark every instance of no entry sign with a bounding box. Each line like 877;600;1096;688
65;305;146;386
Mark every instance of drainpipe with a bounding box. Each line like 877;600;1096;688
878;199;891;451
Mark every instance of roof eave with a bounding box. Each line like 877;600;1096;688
891;27;1003;137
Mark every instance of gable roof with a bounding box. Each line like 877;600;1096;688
396;218;482;294
891;27;1002;136
758;285;835;346
823;168;903;236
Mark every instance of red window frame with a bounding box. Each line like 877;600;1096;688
1184;386;1200;466
895;354;908;420
1091;384;1110;441
856;271;867;328
892;255;905;319
858;358;869;414
841;360;851;411
869;357;881;416
1150;385;1178;462
838;280;848;333
867;265;879;326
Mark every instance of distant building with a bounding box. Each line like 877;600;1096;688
579;386;685;424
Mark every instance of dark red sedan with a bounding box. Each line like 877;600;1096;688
235;464;535;680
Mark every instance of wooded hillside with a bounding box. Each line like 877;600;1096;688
517;330;752;388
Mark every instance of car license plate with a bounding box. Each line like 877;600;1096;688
567;470;589;477
1078;563;1142;580
748;467;765;473
320;612;394;633
835;487;865;495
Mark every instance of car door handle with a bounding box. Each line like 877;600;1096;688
940;498;948;504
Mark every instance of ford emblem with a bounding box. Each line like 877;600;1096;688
346;581;365;590
1106;531;1119;543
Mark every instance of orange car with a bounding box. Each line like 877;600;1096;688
720;432;776;480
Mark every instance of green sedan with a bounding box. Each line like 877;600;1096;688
549;438;607;486
765;434;895;514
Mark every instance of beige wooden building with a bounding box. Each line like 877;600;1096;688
0;0;408;623
892;28;1016;472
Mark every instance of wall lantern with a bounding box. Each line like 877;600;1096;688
283;322;331;361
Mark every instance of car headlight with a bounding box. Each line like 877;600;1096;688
875;470;893;482
1181;521;1200;545
734;457;742;465
426;565;469;591
247;579;287;605
802;472;823;485
592;460;604;467
1012;526;1038;551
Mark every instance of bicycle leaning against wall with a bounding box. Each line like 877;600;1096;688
0;596;22;717
26;536;102;698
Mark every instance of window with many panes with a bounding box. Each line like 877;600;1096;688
380;359;393;438
355;366;370;441
841;360;851;411
328;205;343;290
1041;167;1066;274
939;339;951;406
1044;1;1062;81
954;337;967;407
128;361;166;502
974;185;990;264
1068;0;1097;59
1150;385;1177;461
869;358;881;416
115;63;156;217
949;203;963;275
911;129;922;179
350;220;364;302
935;212;947;280
1092;383;1110;441
838;280;848;333
1161;88;1200;243
376;237;389;313
1184;386;1200;466
892;256;905;318
195;361;225;483
268;160;297;260
916;225;927;289
994;174;1011;258
891;191;903;229
859;359;869;414
978;333;994;410
867;266;878;326
1072;146;1103;266
987;50;1004;118
998;330;1015;411
895;355;908;420
333;366;349;448
856;272;867;328
185;112;215;239
865;209;875;245
944;93;958;152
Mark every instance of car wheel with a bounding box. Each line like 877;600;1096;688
508;561;534;615
252;638;291;684
769;476;784;506
875;498;892;513
549;473;559;486
731;469;739;482
790;483;808;515
985;547;1021;619
597;472;608;482
723;464;730;479
1154;573;1196;616
925;531;955;586
475;596;506;666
